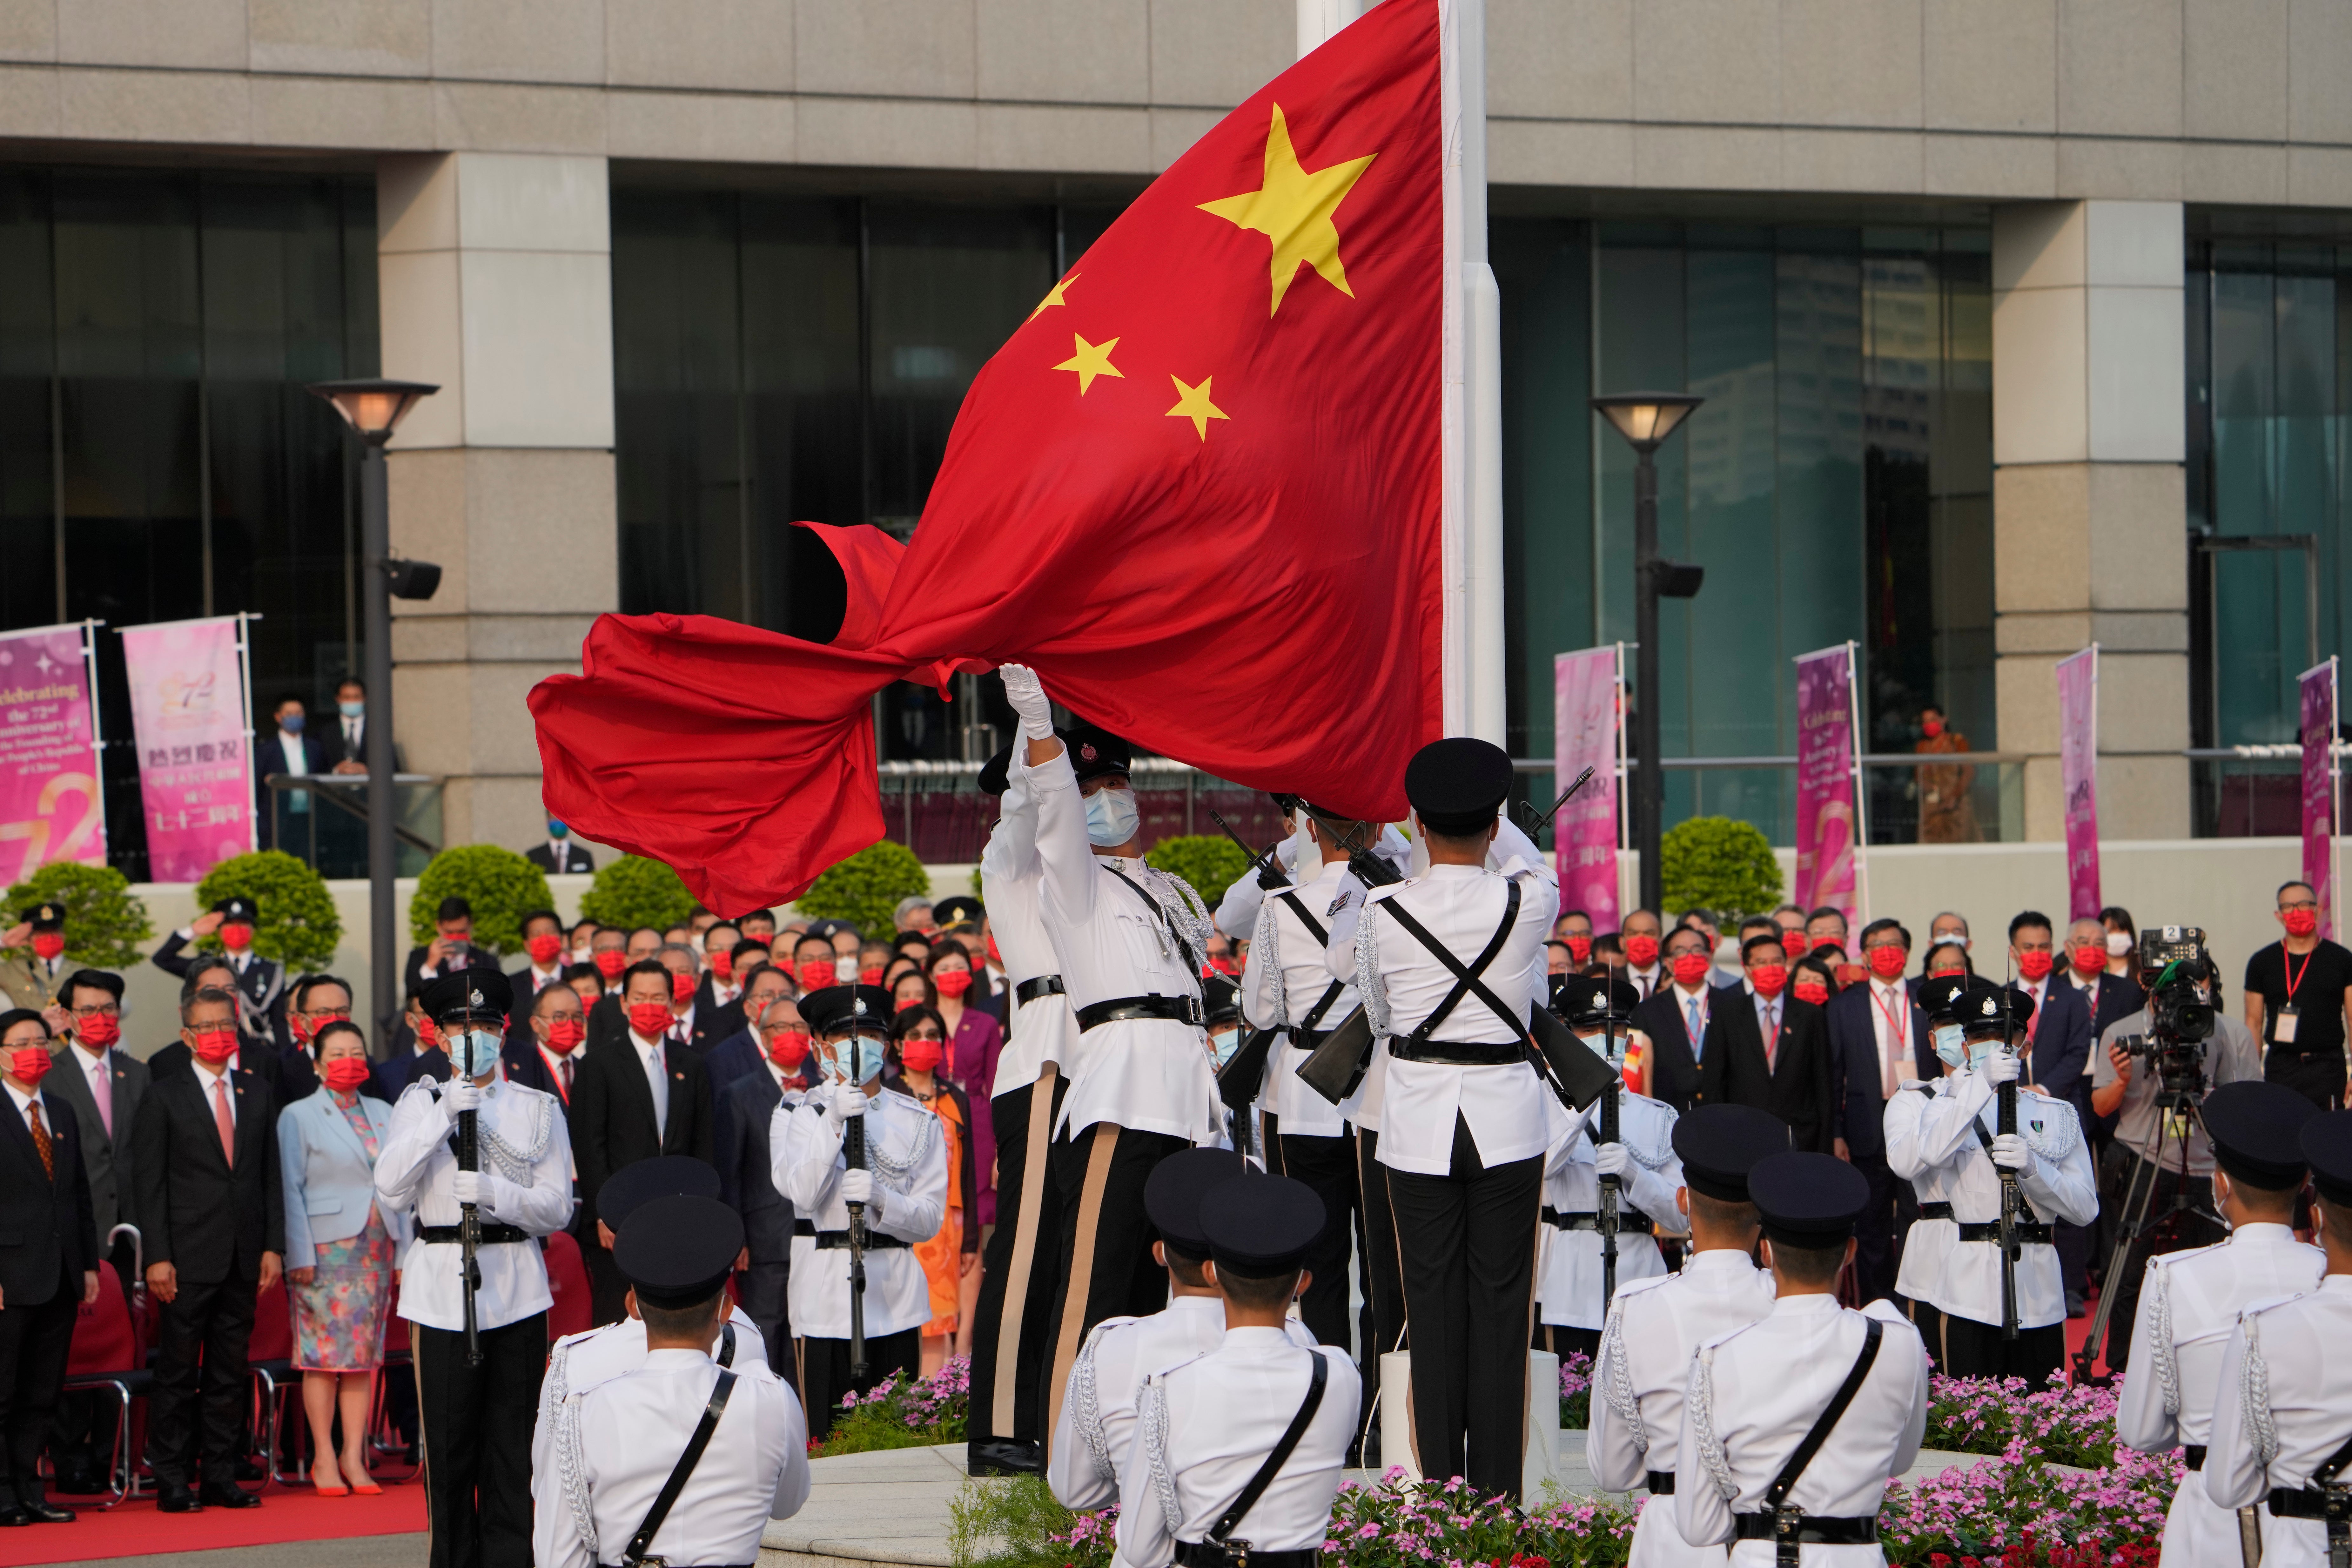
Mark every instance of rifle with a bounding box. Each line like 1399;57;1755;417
844;1104;870;1383
1597;1053;1621;1316
454;1071;483;1367
1996;954;2022;1341
1207;809;1288;891
1513;766;1600;847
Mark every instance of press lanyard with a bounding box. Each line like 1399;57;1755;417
1869;983;1907;1053
2284;946;2315;1005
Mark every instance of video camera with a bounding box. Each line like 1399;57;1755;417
2117;925;2216;1102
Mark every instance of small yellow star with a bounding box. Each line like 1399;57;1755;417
1029;273;1078;320
1166;375;1229;442
1053;333;1124;395
1199;104;1377;317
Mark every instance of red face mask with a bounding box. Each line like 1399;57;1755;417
1929;965;1968;979
1793;978;1831;1006
8;1043;50;1083
934;969;973;998
798;960;837;990
416;1016;438;1046
986;935;1003;966
895;994;924;1013
2065;945;2100;977
900;1037;945;1073
1750;964;1789;999
31;932;64;960
76;1013;120;1049
1669;952;1711;987
2018;949;2056;981
1922;718;1945;739
528;932;564;965
767;1029;812;1069
544;1018;585;1054
1866;944;1908;980
628;1001;674;1038
595;948;628;979
1565;935;1591;963
859;966;886;987
1835;962;1867;986
220;923;253;952
711;952;734;981
321;1057;372;1093
669;970;695;1002
1624;934;1661;969
192;1028;239;1064
2285;907;2320;938
1783;930;1810;957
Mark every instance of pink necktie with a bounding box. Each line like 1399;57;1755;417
212;1075;235;1166
93;1059;111;1139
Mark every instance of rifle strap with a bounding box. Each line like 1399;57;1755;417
1764;1318;1883;1515
1377;882;1526;1047
717;1320;735;1369
2314;1425;2352;1487
620;1368;738;1566
1105;864;1203;977
1208;1351;1329;1546
1274;892;1346;1033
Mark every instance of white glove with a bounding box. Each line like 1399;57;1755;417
1593;1141;1632;1180
452;1169;492;1209
441;1077;484;1116
1989;1132;2036;1180
825;1089;868;1132
840;1168;876;1207
1982;1051;2022;1086
999;663;1054;740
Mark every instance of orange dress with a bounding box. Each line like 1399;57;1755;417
909;1085;966;1335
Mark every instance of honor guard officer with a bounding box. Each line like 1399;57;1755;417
1676;1152;1930;1567
1886;983;2096;1382
772;984;948;1437
0;902;71;1013
1328;735;1556;1500
1588;1105;1782;1568
373;970;575;1568
998;666;1223;1457
1536;975;1688;1361
534;1195;810;1568
151;897;288;1054
2207;1107;2352;1568
2118;1080;2323;1565
1881;973;1972;1350
1114;1174;1361;1568
969;740;1083;1477
1049;1150;1319;1513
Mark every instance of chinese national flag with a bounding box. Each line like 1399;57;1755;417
530;0;1447;912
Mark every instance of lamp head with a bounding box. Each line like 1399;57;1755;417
307;378;439;442
1591;392;1704;453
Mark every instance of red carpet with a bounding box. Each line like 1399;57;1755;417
13;1483;424;1565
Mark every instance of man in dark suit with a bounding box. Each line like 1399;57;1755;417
1827;919;1939;1304
0;1008;98;1524
401;896;502;999
370;982;451;1101
715;992;806;1382
524;819;594;874
254;696;332;856
2059;916;2143;1042
152;897;289;1056
649;944;728;1056
569;959;716;1323
501;977;584;1106
1697;932;1834;1152
701;964;788;1100
129;984;285;1512
1627;924;1716;1112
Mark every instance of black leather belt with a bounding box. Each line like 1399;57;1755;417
1958;1220;2055;1245
2268;1485;2352;1520
794;1219;907;1250
1543;1205;1656;1236
1919;1202;1954;1221
2184;1445;2206;1471
419;1224;529;1245
1731;1514;1878;1545
1175;1543;1319;1568
1645;1470;1675;1495
1077;994;1203;1030
1386;1039;1526;1066
1016;975;1065;1007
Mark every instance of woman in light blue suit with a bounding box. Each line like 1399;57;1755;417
278;1020;411;1494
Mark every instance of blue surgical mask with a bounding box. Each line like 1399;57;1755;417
1933;1023;1967;1067
459;1028;502;1078
547;819;569;838
829;1036;886;1085
1209;1028;1240;1067
279;713;305;733
338;700;364;718
1085;785;1141;847
1578;1029;1616;1062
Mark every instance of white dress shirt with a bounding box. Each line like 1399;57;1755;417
2119;1224;2325;1565
2206;1274;2352;1568
533;1308;770;1484
4;1075;50;1140
1589;1249;1777;1567
771;1083;948;1340
374;1076;575;1332
1241;858;1367;1139
534;1347;809;1568
1882;1064;2096;1330
1676;1296;1929;1565
979;772;1079;1098
1626;962;1663;999
194;1060;236;1127
1865;979;1915;1097
1114;1330;1361;1567
628;1030;670;1136
1536;1087;1687;1329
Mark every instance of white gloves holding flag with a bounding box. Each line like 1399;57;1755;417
1000;663;1055;741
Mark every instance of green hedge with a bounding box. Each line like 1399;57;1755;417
1660;816;1783;920
577;855;699;932
409;845;554;956
191;851;342;971
1144;835;1248;911
796;841;930;939
1;860;152;970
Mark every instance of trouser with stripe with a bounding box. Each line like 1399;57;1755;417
1386;1114;1541;1503
414;1313;544;1568
1038;1119;1189;1459
1355;1128;1407;1434
968;1067;1067;1448
1263;1116;1359;1357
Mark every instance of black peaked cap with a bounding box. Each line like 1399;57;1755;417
1199;1172;1325;1275
1673;1105;1792;1203
614;1195;744;1309
1144;1148;1251;1257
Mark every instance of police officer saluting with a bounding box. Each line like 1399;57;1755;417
533;1194;809;1568
1586;1105;1782;1568
373;970;574;1568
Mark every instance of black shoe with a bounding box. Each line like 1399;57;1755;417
0;1504;32;1527
22;1501;74;1523
155;1484;204;1514
1345;1433;1380;1470
198;1482;261;1510
51;1464;100;1497
232;1457;266;1483
966;1439;1041;1476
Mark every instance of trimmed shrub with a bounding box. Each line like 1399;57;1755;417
191;851;342;971
408;845;555;957
1143;835;1249;912
797;841;931;939
578;855;699;933
1660;816;1783;921
1;860;153;970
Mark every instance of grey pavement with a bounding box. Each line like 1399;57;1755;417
38;1534;427;1568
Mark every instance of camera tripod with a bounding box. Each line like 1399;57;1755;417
2072;1086;2221;1386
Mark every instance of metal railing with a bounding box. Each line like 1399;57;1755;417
261;774;444;878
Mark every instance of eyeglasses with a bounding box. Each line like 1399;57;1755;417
902;1029;945;1042
2282;899;2320;911
305;1006;353;1021
70;1003;120;1019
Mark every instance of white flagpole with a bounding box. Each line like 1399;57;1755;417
1847;639;1870;927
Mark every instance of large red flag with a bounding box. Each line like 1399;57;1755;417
530;0;1447;912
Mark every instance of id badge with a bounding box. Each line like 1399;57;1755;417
2275;1004;2300;1046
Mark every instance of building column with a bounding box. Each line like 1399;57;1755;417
376;153;617;856
1991;200;2187;843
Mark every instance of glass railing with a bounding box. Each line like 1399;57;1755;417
2187;746;2338;838
260;774;445;878
1509;754;2029;845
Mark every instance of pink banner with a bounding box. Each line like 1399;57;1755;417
1795;644;1859;925
0;624;105;881
122;617;254;884
2058;647;2100;922
2302;658;2338;941
1552;646;1621;931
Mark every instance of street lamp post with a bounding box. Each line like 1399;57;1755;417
306;379;440;1056
1591;393;1704;914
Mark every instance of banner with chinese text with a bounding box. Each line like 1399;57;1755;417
2058;646;2100;922
2302;657;2339;941
1794;643;1865;927
0;623;105;881
122;616;256;883
1552;645;1623;931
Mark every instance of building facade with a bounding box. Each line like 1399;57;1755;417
1;0;2348;872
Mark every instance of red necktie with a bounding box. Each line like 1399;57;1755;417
27;1100;53;1180
212;1075;236;1167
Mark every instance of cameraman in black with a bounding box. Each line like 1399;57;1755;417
2088;936;2261;1372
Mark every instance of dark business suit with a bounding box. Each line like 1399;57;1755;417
699;1027;765;1101
40;1047;147;1254
1699;993;1834;1153
254;730;331;853
569;1032;715;1322
2015;978;2096;1303
150;1039;318;1110
129;1066;285;1489
0;1085;95;1510
716;1069;796;1383
369;1045;451;1104
400;943;501;1003
1827;983;1937;1302
1630;986;1711;1113
151;939;289;1055
526;841;594;874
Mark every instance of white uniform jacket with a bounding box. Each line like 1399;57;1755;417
533;1308;770;1485
772;1083;948;1340
1675;1295;1929;1567
2206;1275;2352;1568
1881;1066;2096;1331
1537;1086;1686;1330
981;771;1081;1099
1242;858;1369;1138
533;1346;810;1568
1588;1250;1777;1568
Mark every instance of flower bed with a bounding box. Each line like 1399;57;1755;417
1559;1351;1592;1431
818;1355;970;1456
1923;1372;2119;1469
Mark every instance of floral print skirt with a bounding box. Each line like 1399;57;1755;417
293;1214;395;1374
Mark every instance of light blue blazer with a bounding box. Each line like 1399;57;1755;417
278;1091;412;1270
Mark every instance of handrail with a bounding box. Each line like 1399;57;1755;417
260;772;443;857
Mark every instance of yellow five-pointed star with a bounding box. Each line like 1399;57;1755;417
1198;104;1376;317
1166;375;1229;442
1029;272;1078;320
1054;333;1124;394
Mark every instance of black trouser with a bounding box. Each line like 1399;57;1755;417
800;1329;921;1441
1387;1115;1541;1503
1039;1120;1188;1459
146;1271;257;1489
415;1313;545;1568
2268;1047;2347;1112
1355;1129;1405;1443
1533;1323;1600;1362
1941;1313;2065;1385
737;1260;793;1395
0;1263;77;1507
585;1240;629;1327
2099;1147;2224;1373
1264;1119;1359;1355
969;1068;1065;1450
1851;1147;1906;1305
